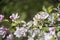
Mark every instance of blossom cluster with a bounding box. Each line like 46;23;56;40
0;10;60;40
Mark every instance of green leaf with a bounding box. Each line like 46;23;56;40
39;25;42;29
2;21;11;28
42;6;47;12
57;32;60;37
48;6;53;13
3;19;9;22
11;23;17;26
51;36;55;40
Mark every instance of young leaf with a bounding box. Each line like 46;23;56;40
42;6;47;12
48;6;53;13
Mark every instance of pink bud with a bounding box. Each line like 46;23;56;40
9;16;14;20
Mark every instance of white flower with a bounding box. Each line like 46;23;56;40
48;13;55;25
7;34;13;40
48;16;52;21
44;33;52;40
0;14;4;22
28;30;33;36
14;27;27;38
32;28;40;38
0;27;8;38
33;20;38;26
40;12;49;19
27;21;33;27
28;28;40;38
0;27;4;35
49;27;55;31
57;13;60;21
23;33;27;37
38;34;44;40
49;27;55;35
9;13;20;22
34;12;49;20
34;14;40;19
0;27;7;35
57;18;60;21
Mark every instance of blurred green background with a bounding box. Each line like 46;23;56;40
0;0;60;21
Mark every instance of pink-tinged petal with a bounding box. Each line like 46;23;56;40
23;33;27;37
40;12;49;19
49;27;55;35
35;14;40;19
57;13;60;18
9;13;20;22
9;16;14;19
0;27;8;38
49;27;55;31
0;14;4;22
7;34;13;40
33;20;37;26
14;27;27;38
57;13;60;21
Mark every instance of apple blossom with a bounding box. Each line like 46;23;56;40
40;12;49;19
28;36;34;40
14;27;27;38
49;27;55;35
33;20;38;26
27;21;33;27
32;28;40;38
34;14;40;20
44;32;52;40
0;27;8;38
9;13;19;22
0;14;4;22
7;34;13;40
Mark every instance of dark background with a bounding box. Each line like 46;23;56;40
0;0;60;21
